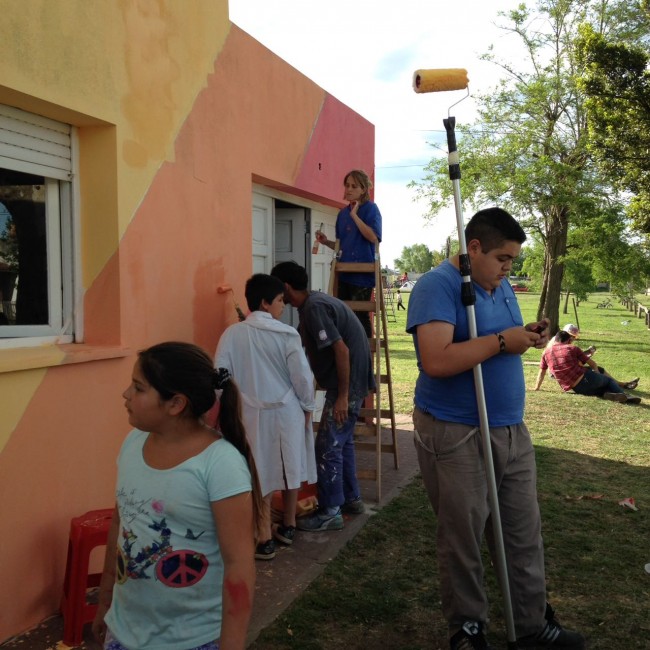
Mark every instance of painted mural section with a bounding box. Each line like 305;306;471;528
0;1;374;640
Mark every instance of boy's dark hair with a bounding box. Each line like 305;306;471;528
245;273;285;312
465;207;526;252
270;261;308;291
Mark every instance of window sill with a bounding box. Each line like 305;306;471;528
0;343;131;374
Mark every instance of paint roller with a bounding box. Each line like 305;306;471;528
412;68;469;93
217;284;246;321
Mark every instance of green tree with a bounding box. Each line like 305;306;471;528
576;8;650;235
410;0;640;333
394;243;434;274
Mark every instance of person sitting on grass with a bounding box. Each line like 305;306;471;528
534;330;641;404
559;323;639;390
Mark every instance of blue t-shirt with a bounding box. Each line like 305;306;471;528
105;429;252;650
406;260;526;426
336;200;382;288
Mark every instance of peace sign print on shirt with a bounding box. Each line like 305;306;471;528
156;549;209;588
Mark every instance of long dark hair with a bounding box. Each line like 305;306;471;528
138;341;264;538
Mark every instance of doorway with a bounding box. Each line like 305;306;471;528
274;199;309;328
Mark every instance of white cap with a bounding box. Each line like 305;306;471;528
562;323;580;338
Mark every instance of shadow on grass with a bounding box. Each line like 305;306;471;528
250;447;650;650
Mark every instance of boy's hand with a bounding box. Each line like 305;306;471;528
526;318;550;348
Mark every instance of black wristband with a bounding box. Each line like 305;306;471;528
496;333;506;353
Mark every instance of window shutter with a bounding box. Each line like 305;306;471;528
0;105;71;181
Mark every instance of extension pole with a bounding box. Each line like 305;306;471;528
443;115;519;650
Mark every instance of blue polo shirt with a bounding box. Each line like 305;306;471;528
406;260;526;427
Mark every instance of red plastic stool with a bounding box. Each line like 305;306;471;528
61;508;114;646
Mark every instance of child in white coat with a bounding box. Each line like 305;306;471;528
215;274;316;560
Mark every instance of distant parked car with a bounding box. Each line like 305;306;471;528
399;280;417;292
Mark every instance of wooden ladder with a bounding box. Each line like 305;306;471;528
327;243;399;502
383;284;397;323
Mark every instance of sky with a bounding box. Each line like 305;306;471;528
229;0;526;268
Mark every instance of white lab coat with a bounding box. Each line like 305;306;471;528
215;311;317;495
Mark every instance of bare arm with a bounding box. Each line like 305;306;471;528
212;492;256;650
417;321;542;378
534;367;547;390
315;230;336;250
332;339;350;425
92;505;120;645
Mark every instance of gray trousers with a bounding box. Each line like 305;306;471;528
413;407;547;638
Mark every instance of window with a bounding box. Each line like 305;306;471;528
0;106;76;344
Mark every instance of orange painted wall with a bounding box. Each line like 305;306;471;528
0;9;374;643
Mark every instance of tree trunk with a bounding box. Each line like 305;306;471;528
538;206;569;333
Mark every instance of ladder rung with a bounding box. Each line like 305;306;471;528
344;300;376;312
369;338;386;351
355;441;399;454
355;468;378;481
334;262;376;273
358;408;393;419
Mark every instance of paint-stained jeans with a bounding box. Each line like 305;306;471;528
412;407;547;639
316;391;363;508
105;629;219;650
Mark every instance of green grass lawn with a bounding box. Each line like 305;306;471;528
251;292;650;650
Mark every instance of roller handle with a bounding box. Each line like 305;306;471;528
444;117;461;181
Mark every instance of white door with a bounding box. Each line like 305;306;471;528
252;193;273;273
275;207;307;328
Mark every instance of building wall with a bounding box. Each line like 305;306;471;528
0;0;374;639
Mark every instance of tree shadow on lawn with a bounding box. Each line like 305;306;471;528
250;447;650;650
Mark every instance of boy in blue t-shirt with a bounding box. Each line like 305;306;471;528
407;207;584;650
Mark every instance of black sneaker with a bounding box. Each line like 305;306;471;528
603;392;627;403
273;524;296;546
341;497;365;515
518;604;585;648
450;621;492;649
255;539;276;561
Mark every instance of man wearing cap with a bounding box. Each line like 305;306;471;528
534;329;641;403
537;324;639;391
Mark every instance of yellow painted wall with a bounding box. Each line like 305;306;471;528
0;0;231;286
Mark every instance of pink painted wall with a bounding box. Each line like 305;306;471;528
0;19;374;642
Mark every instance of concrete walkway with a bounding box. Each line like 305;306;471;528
1;416;419;649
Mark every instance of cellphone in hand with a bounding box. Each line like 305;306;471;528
531;324;545;334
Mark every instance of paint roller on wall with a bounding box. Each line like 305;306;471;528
217;284;246;321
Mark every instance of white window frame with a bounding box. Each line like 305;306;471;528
0;107;78;348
